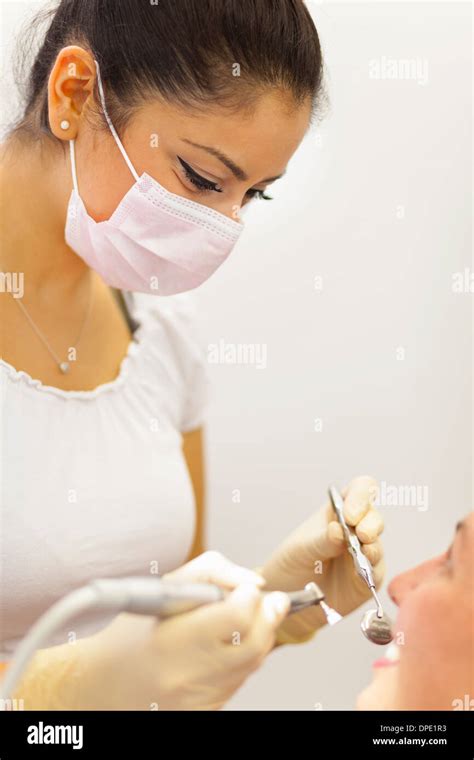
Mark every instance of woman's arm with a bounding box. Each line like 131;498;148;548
182;427;206;559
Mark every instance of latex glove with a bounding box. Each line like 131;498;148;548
260;476;385;643
71;551;289;710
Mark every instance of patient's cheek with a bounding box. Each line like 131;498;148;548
395;582;452;658
394;582;470;709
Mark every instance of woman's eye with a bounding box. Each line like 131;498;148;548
245;189;273;200
177;156;222;194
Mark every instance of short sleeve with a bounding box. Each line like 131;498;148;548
129;291;210;433
171;295;210;433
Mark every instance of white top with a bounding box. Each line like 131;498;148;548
0;292;209;660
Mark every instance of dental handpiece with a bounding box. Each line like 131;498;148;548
153;579;340;624
328;485;384;618
0;577;341;702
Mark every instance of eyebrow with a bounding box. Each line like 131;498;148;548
180;138;285;184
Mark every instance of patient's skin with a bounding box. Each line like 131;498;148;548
357;513;474;710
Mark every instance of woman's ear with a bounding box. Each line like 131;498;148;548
48;46;96;140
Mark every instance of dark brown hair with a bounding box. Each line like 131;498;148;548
13;0;325;140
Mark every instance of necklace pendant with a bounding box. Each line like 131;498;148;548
59;361;70;374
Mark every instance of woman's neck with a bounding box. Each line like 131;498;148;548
0;134;89;300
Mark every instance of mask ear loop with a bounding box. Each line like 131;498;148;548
69;139;79;193
93;59;139;182
68;59;139;196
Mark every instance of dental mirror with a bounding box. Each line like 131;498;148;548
360;587;393;645
328;485;394;646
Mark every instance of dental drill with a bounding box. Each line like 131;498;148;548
0;577;340;702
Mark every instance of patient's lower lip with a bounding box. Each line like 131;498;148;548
373;657;398;669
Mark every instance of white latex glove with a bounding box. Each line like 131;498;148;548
260;476;385;643
76;551;289;710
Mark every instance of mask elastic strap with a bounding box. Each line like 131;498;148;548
93;59;139;182
68;59;140;193
69;139;79;193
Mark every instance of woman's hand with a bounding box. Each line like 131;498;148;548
260;476;385;643
75;551;289;710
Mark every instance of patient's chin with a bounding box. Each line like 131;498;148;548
356;666;400;710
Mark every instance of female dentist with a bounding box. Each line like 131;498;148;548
0;0;385;710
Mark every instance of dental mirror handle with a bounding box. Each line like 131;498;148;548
328;485;377;590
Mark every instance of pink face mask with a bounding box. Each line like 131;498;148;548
65;60;244;296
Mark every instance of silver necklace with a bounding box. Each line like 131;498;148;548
13;277;93;374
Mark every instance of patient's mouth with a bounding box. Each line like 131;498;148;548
373;642;400;669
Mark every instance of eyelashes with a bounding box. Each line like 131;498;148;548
245;189;273;201
177;156;273;200
177;156;223;193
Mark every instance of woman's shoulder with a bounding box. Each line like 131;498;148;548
127;291;203;360
127;291;210;432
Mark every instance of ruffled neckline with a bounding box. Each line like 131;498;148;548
0;316;147;401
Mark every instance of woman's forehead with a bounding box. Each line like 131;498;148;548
136;93;312;180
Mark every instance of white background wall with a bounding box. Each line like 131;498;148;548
2;1;472;710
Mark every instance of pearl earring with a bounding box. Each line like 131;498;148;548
60;120;70;131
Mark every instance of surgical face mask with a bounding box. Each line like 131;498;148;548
65;60;244;295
